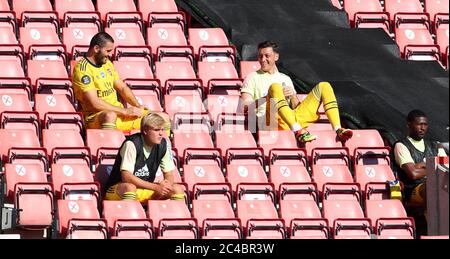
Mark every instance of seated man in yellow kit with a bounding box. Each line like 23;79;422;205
239;41;353;143
105;113;184;202
72;32;169;131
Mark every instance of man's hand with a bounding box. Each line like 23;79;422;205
283;87;295;98
124;106;144;118
415;162;426;169
158;180;173;196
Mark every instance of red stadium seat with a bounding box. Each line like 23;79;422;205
0;129;40;162
11;0;53;19
290;219;330;239
343;0;389;32
376;218;415;239
113;219;154;239
246;219;287;239
269;149;311;189
236;184;278;227
164;80;206;118
207;79;242;95
425;0;449;25
158;219;199;239
54;0;96;20
258;131;298;158
436;23;449;60
0;59;25;78
188;28;229;57
3;163;48;199
0;111;40;137
57;199;100;237
206;94;241;123
21;11;59;31
240;61;260;79
113;60;153;80
14;183;54;229
6;148;48;173
365;199;409;229
193;199;235;227
0;93;32;113
183;148;225;192
385;0;425;25
86;129;126;160
303;130;343;159
137;0;178;24
63;27;99;55
354;147;396;196
202;219;243;239
154;61;196;86
34;94;76;119
0;0;10;11
105;27;145;46
96;0;137;21
311;148;353;194
66;219;108;239
279;183;321;227
343;129;384;158
147;200;191;228
27;60;68;85
0;12;18;44
42;129;84;154
51;163;95;198
124;79;163;111
395;24;440;61
102;200;147;234
63;12;102;31
148;12;185;30
333;218;372;239
147;27;187;56
43;112;83;133
192;183;233;201
226;149;268;190
197;61;239;87
19;27;61;54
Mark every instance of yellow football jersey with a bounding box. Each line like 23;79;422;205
72;57;123;117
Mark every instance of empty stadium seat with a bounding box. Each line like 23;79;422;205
147;27;187;56
183;148;225;192
365;199;409;229
96;0;137;21
124;79;163;111
63;27;99;55
311;148;353;194
102;200;147;234
113;219;154;239
14;182;54;229
42;130;84;157
343;129;384;158
202;219;243;239
258;131;298;159
215;114;257;151
0;93;32;113
197;61;239;87
105;27;145;46
290;219;330;239
6;147;48;172
11;0;53;19
226;149;268;190
343;0;389;32
425;0;449;25
63;11;102;31
0;111;40;138
279;183;321;226
0;0;10;11
158;219;199;239
269;149;311;189
148;12;185;30
164;80;206;118
147;200;191;228
154;61;196;86
0;129;40;162
54;0;96;20
57;199;100;237
246;219;287;239
376;218;415;239
192;199;235;227
354;147;396;195
303;130;343;159
192;183;233;201
113;60;153;79
333;218;372;239
86;129;125;161
240;61;260;79
188;28;229;57
385;0;425;24
236;184;278;227
51;163;96;198
27;60;69;85
436;22;449;60
0;12;18;44
66;219;108;239
34;94;76;120
137;0;178;24
3;163;48;199
19;27;61;54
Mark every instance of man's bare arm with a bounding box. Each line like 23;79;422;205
114;79;141;108
401;162;427;181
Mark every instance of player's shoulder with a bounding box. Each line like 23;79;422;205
74;57;90;72
278;72;292;81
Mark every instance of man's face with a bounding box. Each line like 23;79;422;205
258;47;279;73
142;126;164;146
93;41;114;65
408;116;429;140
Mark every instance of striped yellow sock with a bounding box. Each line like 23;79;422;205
170;193;185;201
101;123;117;130
317;82;341;130
122;192;137;201
268;83;298;129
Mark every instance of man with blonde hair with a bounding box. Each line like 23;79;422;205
105;113;184;202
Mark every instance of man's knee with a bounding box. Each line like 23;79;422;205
172;184;184;195
317;81;333;92
99;111;117;124
268;83;284;97
118;183;137;194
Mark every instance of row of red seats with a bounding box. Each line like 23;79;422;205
335;0;449;67
0;0;178;23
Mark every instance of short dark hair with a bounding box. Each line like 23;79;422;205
258;41;279;53
407;109;427;122
89;32;114;48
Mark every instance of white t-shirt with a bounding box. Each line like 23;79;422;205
241;70;294;129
